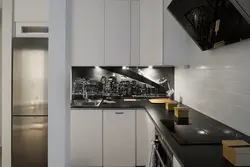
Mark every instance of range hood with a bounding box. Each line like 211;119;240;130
168;0;250;50
230;0;250;24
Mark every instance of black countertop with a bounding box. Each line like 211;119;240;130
71;100;250;167
72;100;144;109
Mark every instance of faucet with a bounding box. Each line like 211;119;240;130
83;91;89;101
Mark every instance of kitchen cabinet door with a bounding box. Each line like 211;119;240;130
70;109;103;167
140;0;163;66
136;109;148;166
71;0;105;66
103;109;136;167
14;0;49;22
163;0;191;66
105;0;131;66
130;0;140;66
147;112;156;166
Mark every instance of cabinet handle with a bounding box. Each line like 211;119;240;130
115;111;124;115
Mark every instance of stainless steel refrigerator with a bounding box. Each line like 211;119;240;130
12;38;48;167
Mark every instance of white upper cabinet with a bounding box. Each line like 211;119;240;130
139;0;191;66
140;0;163;66
14;0;49;22
105;0;131;66
163;0;191;66
71;0;105;66
70;0;140;66
130;0;140;66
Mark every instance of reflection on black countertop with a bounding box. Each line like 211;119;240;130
71;100;250;167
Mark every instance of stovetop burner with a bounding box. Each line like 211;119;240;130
160;119;250;145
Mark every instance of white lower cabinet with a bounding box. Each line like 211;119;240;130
70;109;103;167
70;108;153;167
147;112;156;166
136;109;149;166
103;109;136;167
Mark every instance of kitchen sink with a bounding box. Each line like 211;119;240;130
72;99;102;107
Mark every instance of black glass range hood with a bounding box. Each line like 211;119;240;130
168;0;250;51
230;0;250;24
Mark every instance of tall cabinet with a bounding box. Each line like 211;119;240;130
71;0;105;66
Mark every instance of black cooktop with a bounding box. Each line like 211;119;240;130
161;119;250;145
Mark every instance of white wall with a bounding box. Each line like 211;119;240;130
48;0;71;166
1;0;12;166
175;38;250;136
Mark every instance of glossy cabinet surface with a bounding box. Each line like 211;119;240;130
103;109;136;167
15;0;192;66
163;0;191;66
14;0;49;22
71;0;105;66
140;0;163;66
130;0;140;66
70;108;152;167
105;0;131;66
136;109;149;166
71;0;140;66
70;109;103;167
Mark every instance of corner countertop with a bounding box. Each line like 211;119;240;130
71;99;250;167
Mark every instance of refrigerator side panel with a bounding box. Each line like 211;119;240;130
12;38;48;116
